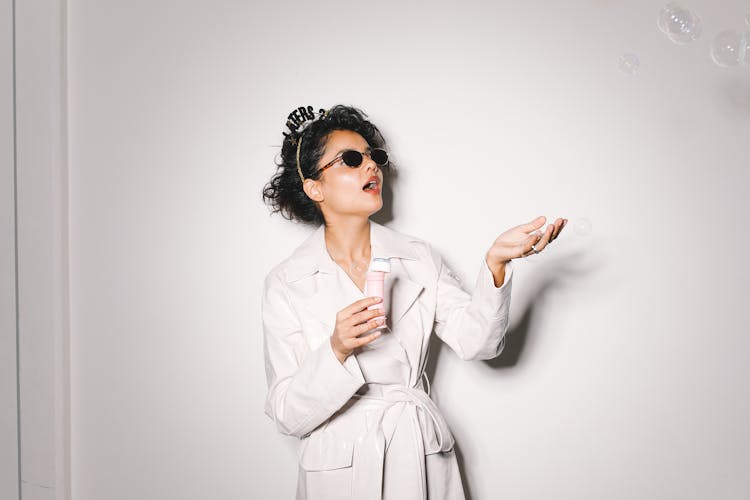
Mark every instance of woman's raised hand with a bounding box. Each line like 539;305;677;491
330;296;386;363
486;216;567;266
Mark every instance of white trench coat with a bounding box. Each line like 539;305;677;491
262;220;513;500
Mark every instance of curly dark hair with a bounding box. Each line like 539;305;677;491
262;104;392;226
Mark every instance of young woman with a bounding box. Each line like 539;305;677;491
262;105;566;500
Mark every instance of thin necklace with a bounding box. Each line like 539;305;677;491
348;258;370;279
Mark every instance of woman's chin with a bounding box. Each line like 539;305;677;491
356;193;383;213
368;198;383;214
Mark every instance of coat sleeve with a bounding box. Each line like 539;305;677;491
262;270;366;438
429;246;514;361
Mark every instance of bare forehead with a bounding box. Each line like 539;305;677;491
323;130;368;154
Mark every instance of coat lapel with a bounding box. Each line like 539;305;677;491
282;221;427;371
282;224;345;333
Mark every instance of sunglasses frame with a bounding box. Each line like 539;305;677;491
316;148;389;176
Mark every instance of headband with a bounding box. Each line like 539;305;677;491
282;105;328;183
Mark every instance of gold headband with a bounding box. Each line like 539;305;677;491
296;136;305;183
288;107;329;185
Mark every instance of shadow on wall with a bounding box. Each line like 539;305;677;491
424;247;606;500
371;162;398;226
371;157;607;499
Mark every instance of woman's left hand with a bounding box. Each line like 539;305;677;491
485;216;567;267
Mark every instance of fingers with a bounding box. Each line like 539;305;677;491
520;234;541;257
338;296;382;319
546;218;567;244
518;232;542;258
519;218;567;258
353;316;386;337
517;215;546;232
519;216;570;239
351;329;383;349
348;306;387;329
336;298;386;339
332;297;387;360
536;224;554;250
340;316;385;351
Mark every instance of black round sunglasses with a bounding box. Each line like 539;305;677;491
317;148;389;175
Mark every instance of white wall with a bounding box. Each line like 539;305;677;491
4;1;69;500
68;0;750;499
1;0;19;496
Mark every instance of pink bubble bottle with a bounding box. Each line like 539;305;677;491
365;257;391;332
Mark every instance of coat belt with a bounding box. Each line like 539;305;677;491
349;377;455;500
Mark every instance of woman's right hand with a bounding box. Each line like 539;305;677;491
330;296;386;363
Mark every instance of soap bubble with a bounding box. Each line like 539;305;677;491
618;53;640;75
710;30;749;67
572;218;592;236
657;3;702;44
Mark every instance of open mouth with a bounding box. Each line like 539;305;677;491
362;179;379;192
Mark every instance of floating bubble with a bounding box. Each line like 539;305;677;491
572;218;592;236
657;3;702;44
710;30;749;67
618;53;640;75
746;14;750;26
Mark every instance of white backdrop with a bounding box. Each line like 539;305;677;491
68;0;750;499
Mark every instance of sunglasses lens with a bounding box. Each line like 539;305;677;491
341;150;363;167
371;149;388;166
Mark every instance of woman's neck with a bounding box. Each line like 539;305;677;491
324;218;371;264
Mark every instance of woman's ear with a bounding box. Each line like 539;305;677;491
303;179;324;202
